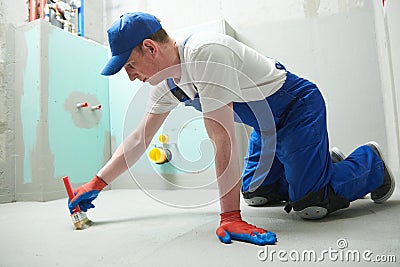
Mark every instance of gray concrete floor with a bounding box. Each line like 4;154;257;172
0;189;399;267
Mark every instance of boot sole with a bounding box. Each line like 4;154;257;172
244;196;269;206
366;141;395;203
331;147;345;163
295;206;328;220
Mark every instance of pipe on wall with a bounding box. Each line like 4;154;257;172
78;0;84;36
40;0;46;19
29;0;38;21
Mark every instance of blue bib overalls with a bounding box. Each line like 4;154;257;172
167;42;385;215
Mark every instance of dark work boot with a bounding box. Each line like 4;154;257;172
366;142;395;203
330;147;345;163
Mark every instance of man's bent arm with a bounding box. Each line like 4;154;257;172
203;103;241;213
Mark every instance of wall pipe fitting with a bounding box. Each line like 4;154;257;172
77;0;84;36
40;0;46;19
148;147;172;165
30;0;38;21
44;3;50;21
91;104;102;111
76;102;88;108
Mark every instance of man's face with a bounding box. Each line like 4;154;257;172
123;43;159;84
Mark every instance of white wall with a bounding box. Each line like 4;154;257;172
371;0;400;177
103;0;399;179
387;1;400;121
385;0;400;173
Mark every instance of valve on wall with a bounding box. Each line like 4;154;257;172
75;102;102;111
91;104;102;111
76;102;88;108
65;93;104;129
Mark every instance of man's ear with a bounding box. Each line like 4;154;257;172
142;39;157;55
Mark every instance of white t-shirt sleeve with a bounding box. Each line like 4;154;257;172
145;81;179;114
188;44;243;113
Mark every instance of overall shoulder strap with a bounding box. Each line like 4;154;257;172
167;35;196;102
167;78;190;102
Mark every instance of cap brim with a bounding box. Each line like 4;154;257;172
101;50;131;76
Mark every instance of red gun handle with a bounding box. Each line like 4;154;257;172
63;176;81;212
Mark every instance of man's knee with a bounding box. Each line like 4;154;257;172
242;180;288;207
284;185;350;219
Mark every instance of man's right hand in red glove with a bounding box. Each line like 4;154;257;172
68;176;108;214
216;210;277;245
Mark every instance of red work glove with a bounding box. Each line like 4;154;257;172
216;211;277;245
68;176;108;213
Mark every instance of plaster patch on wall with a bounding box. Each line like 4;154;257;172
0;121;6;161
14;22;28;195
30;120;55;190
102;130;111;166
0;121;7;134
304;0;321;18
64;92;103;128
0;162;8;196
21;27;40;183
28;21;56;194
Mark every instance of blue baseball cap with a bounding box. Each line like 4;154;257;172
101;12;162;76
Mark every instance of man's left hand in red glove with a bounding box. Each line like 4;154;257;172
68;176;108;214
216;210;277;245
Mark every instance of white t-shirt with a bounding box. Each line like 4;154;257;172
146;31;287;114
